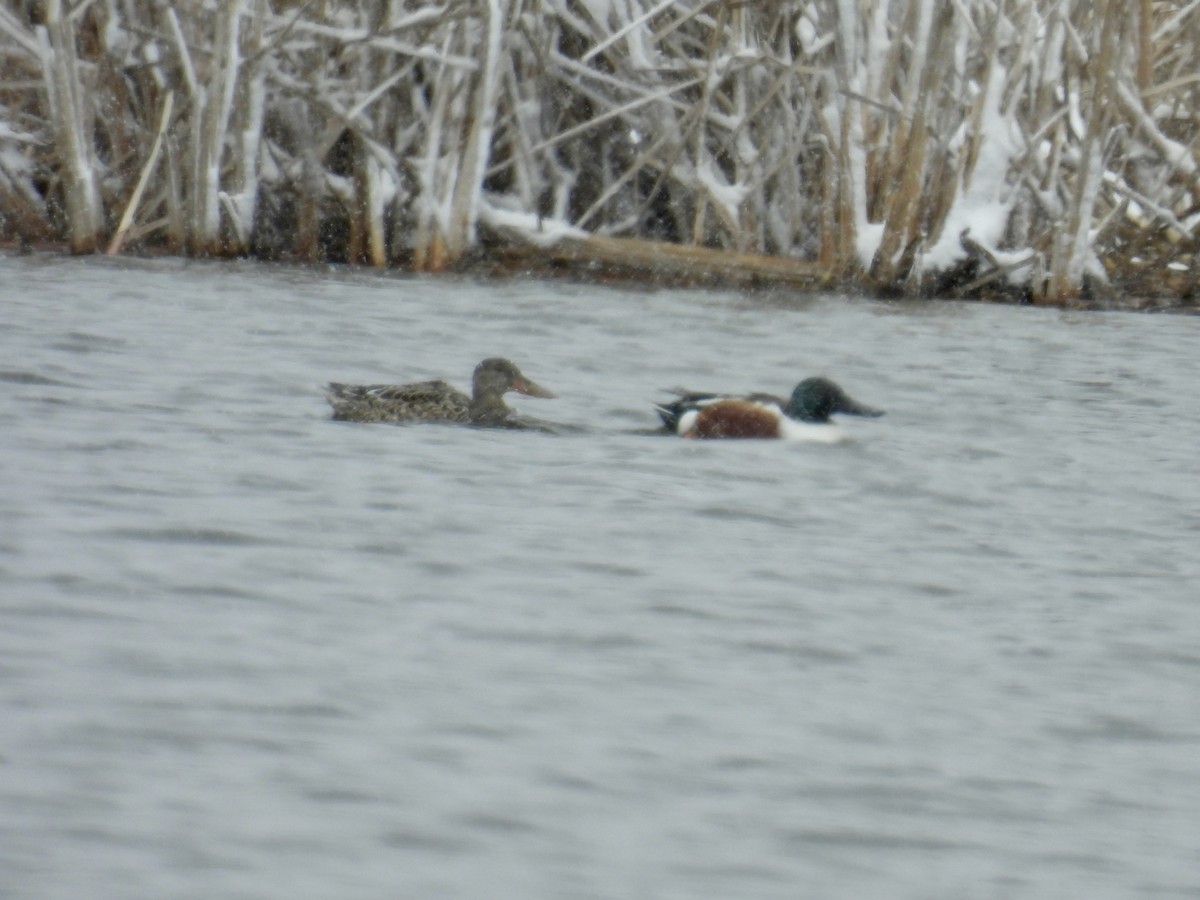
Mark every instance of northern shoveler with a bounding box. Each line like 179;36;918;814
655;376;883;441
325;357;556;426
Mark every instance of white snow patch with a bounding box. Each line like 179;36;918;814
920;64;1019;273
578;0;662;71
695;151;748;225
795;16;818;54
0;145;35;191
575;0;614;25
478;197;586;246
856;221;885;271
0;121;38;144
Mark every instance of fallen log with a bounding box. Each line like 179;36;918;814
478;228;833;290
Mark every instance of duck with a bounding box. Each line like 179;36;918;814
655;376;883;441
325;357;556;426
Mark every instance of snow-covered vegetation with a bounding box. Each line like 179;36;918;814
0;1;1196;303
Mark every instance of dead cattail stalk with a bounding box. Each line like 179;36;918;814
869;1;946;287
107;91;175;255
1;0;1197;303
38;0;101;253
1039;0;1127;303
444;0;504;265
188;0;242;255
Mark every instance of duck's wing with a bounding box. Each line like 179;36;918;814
653;389;786;432
325;379;469;422
653;389;718;432
662;388;723;403
744;391;788;407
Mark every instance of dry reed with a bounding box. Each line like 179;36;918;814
0;0;1196;305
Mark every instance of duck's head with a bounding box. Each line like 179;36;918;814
787;377;884;423
473;358;556;400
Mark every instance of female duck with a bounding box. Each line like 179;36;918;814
326;357;555;426
655;376;883;442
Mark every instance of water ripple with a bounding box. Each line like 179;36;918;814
0;369;71;385
104;526;277;546
3;256;1200;900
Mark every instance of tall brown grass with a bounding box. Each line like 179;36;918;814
0;1;1195;303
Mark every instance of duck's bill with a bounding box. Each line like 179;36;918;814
838;395;884;417
512;377;556;399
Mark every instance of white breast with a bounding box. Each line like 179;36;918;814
777;418;848;443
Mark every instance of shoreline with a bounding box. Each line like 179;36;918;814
3;237;1196;315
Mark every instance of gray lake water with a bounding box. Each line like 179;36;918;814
2;253;1198;899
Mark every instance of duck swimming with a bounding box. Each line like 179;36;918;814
655;376;883;441
325;357;556;426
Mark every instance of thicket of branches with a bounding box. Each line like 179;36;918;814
0;0;1197;304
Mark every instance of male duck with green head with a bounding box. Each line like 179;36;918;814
655;376;883;442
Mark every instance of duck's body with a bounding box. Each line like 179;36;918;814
656;377;883;441
325;379;470;423
326;358;555;427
